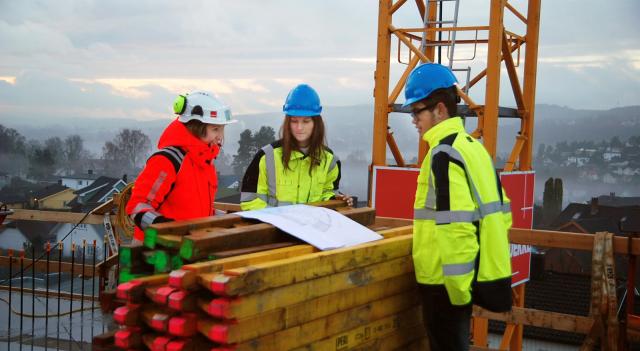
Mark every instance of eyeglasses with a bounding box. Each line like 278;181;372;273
410;105;435;119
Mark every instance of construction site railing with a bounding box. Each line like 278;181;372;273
0;208;119;350
1;207;637;350
472;228;636;350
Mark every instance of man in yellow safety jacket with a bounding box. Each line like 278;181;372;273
404;63;513;351
240;84;351;210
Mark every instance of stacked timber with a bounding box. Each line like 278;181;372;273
118;201;373;282
97;204;428;350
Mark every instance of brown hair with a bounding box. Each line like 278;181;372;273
184;119;208;138
280;116;327;174
419;86;459;116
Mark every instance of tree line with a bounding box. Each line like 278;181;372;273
0;124;151;179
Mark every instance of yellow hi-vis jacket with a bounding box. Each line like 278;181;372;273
240;140;341;210
414;117;513;312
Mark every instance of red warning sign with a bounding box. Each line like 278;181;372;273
371;167;535;287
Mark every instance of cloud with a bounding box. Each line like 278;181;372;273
0;0;638;123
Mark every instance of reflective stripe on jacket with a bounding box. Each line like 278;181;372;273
240;140;341;210
413;117;512;311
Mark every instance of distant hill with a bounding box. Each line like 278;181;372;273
2;104;638;201
2;104;638;160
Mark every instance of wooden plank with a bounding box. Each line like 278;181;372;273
91;198;114;215
180;208;376;261
148;199;351;236
156;234;183;249
371;216;412;229
169;225;409;291
473;305;594;334
167;290;200;312
164;336;215;351
96;253;119;272
214;202;242;213
210;241;301;259
213;304;422;351
145;285;179;305
116;274;169;302
142;333;174;351
0;256;97;276
375;225;412;238
114;328;143;349
140;306;176;332
180;223;290;261
203;255;414;320
299;323;425;351
8;209;114;225
509;228;640;255
169;245;316;290
211;234;412;296
0;285;99;301
167;312;199;337
198;274;417;343
119;243;145;268
143;250;177;273
113;304;142;326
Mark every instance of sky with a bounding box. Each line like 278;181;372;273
0;0;639;123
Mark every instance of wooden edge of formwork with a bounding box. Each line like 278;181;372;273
290;316;426;351
174;226;411;291
197;273;418;343
216;296;422;351
199;255;415;319
172;245;316;290
472;305;593;334
214;234;413;296
149;199;352;235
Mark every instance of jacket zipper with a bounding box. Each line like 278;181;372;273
296;157;302;204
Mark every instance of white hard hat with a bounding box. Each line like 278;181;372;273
173;91;237;125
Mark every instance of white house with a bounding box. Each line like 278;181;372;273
60;170;100;190
69;176;127;212
566;156;590;167
51;222;106;261
603;149;622;162
0;222;29;252
0;220;56;252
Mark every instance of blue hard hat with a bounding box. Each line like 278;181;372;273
402;63;458;108
283;84;322;117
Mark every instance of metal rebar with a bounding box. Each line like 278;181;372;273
44;243;50;351
102;238;107;334
8;249;13;351
30;245;35;351
80;240;86;344
69;243;75;351
19;251;24;351
56;243;62;351
91;240;96;341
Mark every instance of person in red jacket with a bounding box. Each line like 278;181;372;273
126;91;237;242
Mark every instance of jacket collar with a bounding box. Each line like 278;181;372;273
422;116;464;147
290;149;308;160
157;119;220;165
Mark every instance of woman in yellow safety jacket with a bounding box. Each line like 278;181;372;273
240;84;352;210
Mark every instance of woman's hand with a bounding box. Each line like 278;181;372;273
335;193;354;207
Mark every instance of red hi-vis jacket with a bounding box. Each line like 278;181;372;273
126;119;219;241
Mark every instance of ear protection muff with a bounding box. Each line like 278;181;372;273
173;94;187;115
